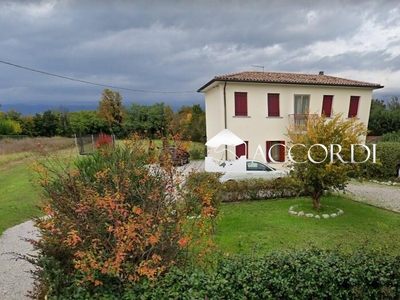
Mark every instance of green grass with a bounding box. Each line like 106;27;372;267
0;161;42;234
0;147;80;236
216;195;400;255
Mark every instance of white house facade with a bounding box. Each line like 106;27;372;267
198;71;383;163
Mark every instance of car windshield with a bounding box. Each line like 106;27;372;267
246;161;272;171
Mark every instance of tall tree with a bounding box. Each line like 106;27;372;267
98;89;125;136
287;113;368;210
56;106;72;137
368;99;388;136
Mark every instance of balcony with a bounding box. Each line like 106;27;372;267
288;114;318;132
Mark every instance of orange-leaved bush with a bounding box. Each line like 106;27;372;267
29;136;217;298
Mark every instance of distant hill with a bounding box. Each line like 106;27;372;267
1;100;204;116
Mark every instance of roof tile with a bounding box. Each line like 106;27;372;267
198;71;383;91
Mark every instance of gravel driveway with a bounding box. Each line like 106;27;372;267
0;220;38;300
0;163;398;299
345;181;400;212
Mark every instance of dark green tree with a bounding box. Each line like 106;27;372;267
124;103;169;138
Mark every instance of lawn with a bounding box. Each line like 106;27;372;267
215;195;400;255
0;160;42;234
0;137;78;235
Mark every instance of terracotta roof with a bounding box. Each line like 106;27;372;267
197;71;384;92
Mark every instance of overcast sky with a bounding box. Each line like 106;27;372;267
1;0;399;114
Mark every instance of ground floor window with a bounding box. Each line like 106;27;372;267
266;141;285;162
235;141;248;159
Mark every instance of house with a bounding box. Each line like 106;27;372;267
198;71;383;163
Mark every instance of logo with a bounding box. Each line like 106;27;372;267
257;143;376;164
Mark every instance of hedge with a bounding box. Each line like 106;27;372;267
363;142;400;178
49;249;400;299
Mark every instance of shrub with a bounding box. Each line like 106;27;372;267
188;146;206;160
380;131;400;143
29;137;217;299
363;142;400;178
48;249;400;299
220;176;304;202
94;133;114;149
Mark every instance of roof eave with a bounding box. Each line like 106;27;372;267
197;79;217;93
198;78;384;91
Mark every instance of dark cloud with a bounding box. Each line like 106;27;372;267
0;0;399;114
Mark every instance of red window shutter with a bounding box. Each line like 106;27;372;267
268;93;280;117
322;95;333;117
266;141;271;162
348;96;360;117
235;141;248;158
235;92;247;116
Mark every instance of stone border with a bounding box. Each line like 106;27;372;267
289;205;344;219
370;179;398;186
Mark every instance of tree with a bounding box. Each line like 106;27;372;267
368;99;388;136
33;110;59;137
20;115;36;136
124;103;170;138
169;105;206;142
70;110;109;134
387;96;400;111
98;88;125;136
368;98;400;135
56;106;72;137
287;113;368;210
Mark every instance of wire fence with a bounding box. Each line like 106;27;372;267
75;133;115;155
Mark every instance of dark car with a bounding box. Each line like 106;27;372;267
159;146;190;166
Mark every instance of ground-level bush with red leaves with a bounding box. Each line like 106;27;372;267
29;136;218;299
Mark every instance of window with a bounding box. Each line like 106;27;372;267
267;93;280;117
246;161;273;171
235;141;248;158
294;95;310;127
294;95;310;114
348;96;360;118
235;92;247;116
266;141;285;162
322;95;333;117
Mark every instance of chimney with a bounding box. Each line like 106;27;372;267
319;71;324;75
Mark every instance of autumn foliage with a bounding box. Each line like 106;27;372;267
30;136;217;298
94;132;114;149
287;113;368;210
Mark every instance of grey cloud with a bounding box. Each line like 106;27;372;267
0;0;399;113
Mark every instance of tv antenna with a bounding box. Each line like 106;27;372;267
251;65;264;72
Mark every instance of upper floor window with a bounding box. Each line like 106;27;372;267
322;95;333;117
235;92;248;116
294;94;310;115
348;96;360;118
267;93;280;117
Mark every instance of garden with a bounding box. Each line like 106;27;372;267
1;128;400;298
